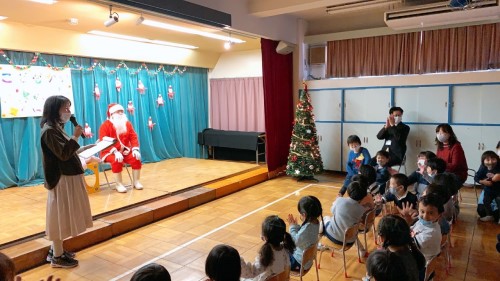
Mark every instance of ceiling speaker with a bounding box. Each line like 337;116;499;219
276;41;296;55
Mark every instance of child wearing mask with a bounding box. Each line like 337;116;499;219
407;151;437;197
409;193;444;262
339;135;371;197
376;173;417;217
474;150;500;223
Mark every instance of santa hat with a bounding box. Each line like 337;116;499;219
107;103;124;118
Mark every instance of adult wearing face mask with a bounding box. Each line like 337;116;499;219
99;103;143;193
435;124;468;184
375;107;410;167
40;95;93;268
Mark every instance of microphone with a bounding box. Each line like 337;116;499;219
69;115;86;138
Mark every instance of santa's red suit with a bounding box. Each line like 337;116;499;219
99;120;142;173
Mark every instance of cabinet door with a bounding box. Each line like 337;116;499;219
452;126;482;176
481;126;500;152
452;85;482;123
405;124;420;172
394;86;448;123
344;88;391;122
316;123;342;171
479;85;500;124
310;90;342;121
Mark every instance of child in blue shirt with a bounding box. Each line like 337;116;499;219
474;150;500;223
372;150;391;195
407;151;437;197
339;135;371;197
286;196;323;271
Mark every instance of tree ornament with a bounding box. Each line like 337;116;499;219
127;100;135;114
168;85;175;99
157;94;164;106
84;123;93;138
115;77;122;92
137;80;146;94
94;83;101;100
148;116;156;131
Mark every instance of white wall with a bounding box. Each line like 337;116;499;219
209;49;262;78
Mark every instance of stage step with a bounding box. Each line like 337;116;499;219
3;166;268;273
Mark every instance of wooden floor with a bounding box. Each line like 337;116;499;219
0;158;259;246
15;171;499;281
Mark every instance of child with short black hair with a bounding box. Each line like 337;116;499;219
410;193;444;262
286;196;322;271
424;157;447;183
323;181;367;256
339;135;371;197
376;173;417;217
130;263;171;281
240;215;295;281
372;150;391;195
365;250;409;281
206;244;241;281
359;164;378;196
407;151;437;197
376;215;425;281
474;150;500;223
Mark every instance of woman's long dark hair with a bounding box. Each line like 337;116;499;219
40;95;71;128
259;215;295;267
435;123;458;149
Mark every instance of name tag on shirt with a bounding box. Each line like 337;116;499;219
385;140;392;145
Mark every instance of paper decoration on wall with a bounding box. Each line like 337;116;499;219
84;123;94;138
0;65;73;118
137;80;146;94
157;94;164;106
94;83;101;100
148;116;156;131
115;77;122;92
168;85;174;99
127;100;135;114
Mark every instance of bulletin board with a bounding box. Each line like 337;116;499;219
0;65;74;118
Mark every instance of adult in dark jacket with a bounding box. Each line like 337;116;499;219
376;106;410;167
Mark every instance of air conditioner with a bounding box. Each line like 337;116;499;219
385;0;500;30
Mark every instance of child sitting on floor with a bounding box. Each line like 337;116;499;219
240;215;295;281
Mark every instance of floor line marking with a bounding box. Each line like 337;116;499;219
110;183;315;280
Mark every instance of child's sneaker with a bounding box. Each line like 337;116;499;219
479;215;494;222
46;248;76;262
51;255;78;268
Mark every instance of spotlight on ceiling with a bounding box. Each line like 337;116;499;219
104;5;119;27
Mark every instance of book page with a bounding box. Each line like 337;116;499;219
78;138;116;159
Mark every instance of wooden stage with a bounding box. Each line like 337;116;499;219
0;158;266;248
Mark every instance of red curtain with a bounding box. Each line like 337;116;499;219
261;38;294;173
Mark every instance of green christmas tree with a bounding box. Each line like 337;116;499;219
286;83;324;181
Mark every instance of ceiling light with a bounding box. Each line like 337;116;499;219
141;19;245;44
68;18;78;25
30;0;57;4
326;0;401;15
136;15;145;25
104;5;119;27
224;41;232;50
0;16;7;21
88;30;198;49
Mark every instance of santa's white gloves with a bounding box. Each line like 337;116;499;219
132;149;141;161
114;151;124;162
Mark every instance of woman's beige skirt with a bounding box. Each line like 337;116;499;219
46;174;93;241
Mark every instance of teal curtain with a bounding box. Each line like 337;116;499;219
0;50;208;189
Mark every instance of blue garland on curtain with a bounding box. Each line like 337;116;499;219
0;50;208;189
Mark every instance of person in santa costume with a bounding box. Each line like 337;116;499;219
99;103;143;193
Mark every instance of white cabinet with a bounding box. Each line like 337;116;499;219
452;85;500;124
316;123;342;171
309;90;342;121
394;86;449;123
344;88;391;122
342;123;383;171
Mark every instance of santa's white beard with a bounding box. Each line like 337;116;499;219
110;113;128;134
